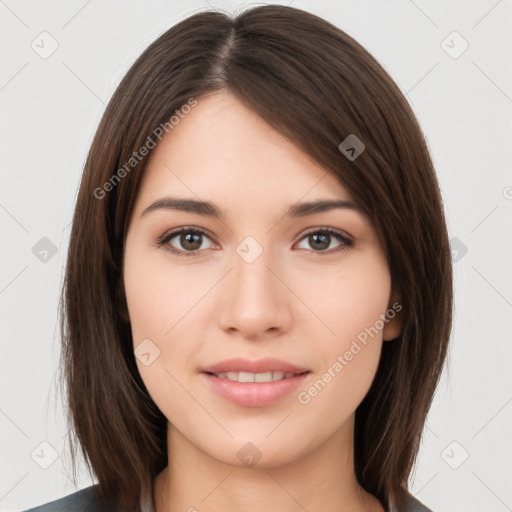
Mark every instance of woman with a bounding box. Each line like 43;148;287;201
24;4;452;512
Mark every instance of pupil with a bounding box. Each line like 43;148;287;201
177;233;332;252
311;233;329;250
182;233;201;250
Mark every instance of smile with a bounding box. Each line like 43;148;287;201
202;371;311;407
209;371;307;382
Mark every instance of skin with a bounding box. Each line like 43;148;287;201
123;90;402;512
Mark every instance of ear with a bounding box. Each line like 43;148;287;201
115;277;131;324
383;285;403;341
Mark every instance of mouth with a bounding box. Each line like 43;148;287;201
200;360;311;407
199;356;310;376
204;370;310;383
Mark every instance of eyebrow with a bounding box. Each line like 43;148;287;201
140;196;363;219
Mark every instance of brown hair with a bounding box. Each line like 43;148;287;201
59;4;453;511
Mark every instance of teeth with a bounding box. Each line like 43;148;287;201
214;371;297;382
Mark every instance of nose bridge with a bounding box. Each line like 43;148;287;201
217;236;291;335
232;238;280;304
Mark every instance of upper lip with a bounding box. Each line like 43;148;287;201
200;357;310;375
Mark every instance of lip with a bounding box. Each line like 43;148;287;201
199;357;311;408
201;372;310;407
199;357;310;375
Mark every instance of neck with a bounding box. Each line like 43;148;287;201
153;419;384;512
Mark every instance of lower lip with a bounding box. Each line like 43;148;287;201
201;372;310;407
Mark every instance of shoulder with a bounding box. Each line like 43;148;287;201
20;485;107;512
392;488;433;512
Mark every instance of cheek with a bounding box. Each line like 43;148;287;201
294;284;388;431
123;240;212;413
123;240;212;340
295;252;390;408
306;250;391;349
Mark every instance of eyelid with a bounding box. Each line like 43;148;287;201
294;226;354;255
297;226;353;244
155;225;354;256
154;226;217;254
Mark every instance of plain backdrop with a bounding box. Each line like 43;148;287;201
1;1;511;511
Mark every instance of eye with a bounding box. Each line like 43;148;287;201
155;226;354;257
295;228;353;254
155;227;216;256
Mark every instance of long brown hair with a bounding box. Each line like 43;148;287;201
59;5;453;511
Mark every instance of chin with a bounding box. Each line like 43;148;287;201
202;434;306;470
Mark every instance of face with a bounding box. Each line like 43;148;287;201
123;90;402;469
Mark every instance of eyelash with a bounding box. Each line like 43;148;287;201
155;226;354;257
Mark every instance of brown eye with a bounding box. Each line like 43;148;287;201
156;226;354;257
177;232;203;251
157;228;215;256
307;233;331;251
296;228;354;254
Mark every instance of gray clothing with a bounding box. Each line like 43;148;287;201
21;484;432;511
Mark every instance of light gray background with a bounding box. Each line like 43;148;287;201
1;1;511;511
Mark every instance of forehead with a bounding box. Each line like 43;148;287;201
134;90;355;216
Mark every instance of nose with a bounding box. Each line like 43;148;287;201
217;245;293;340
